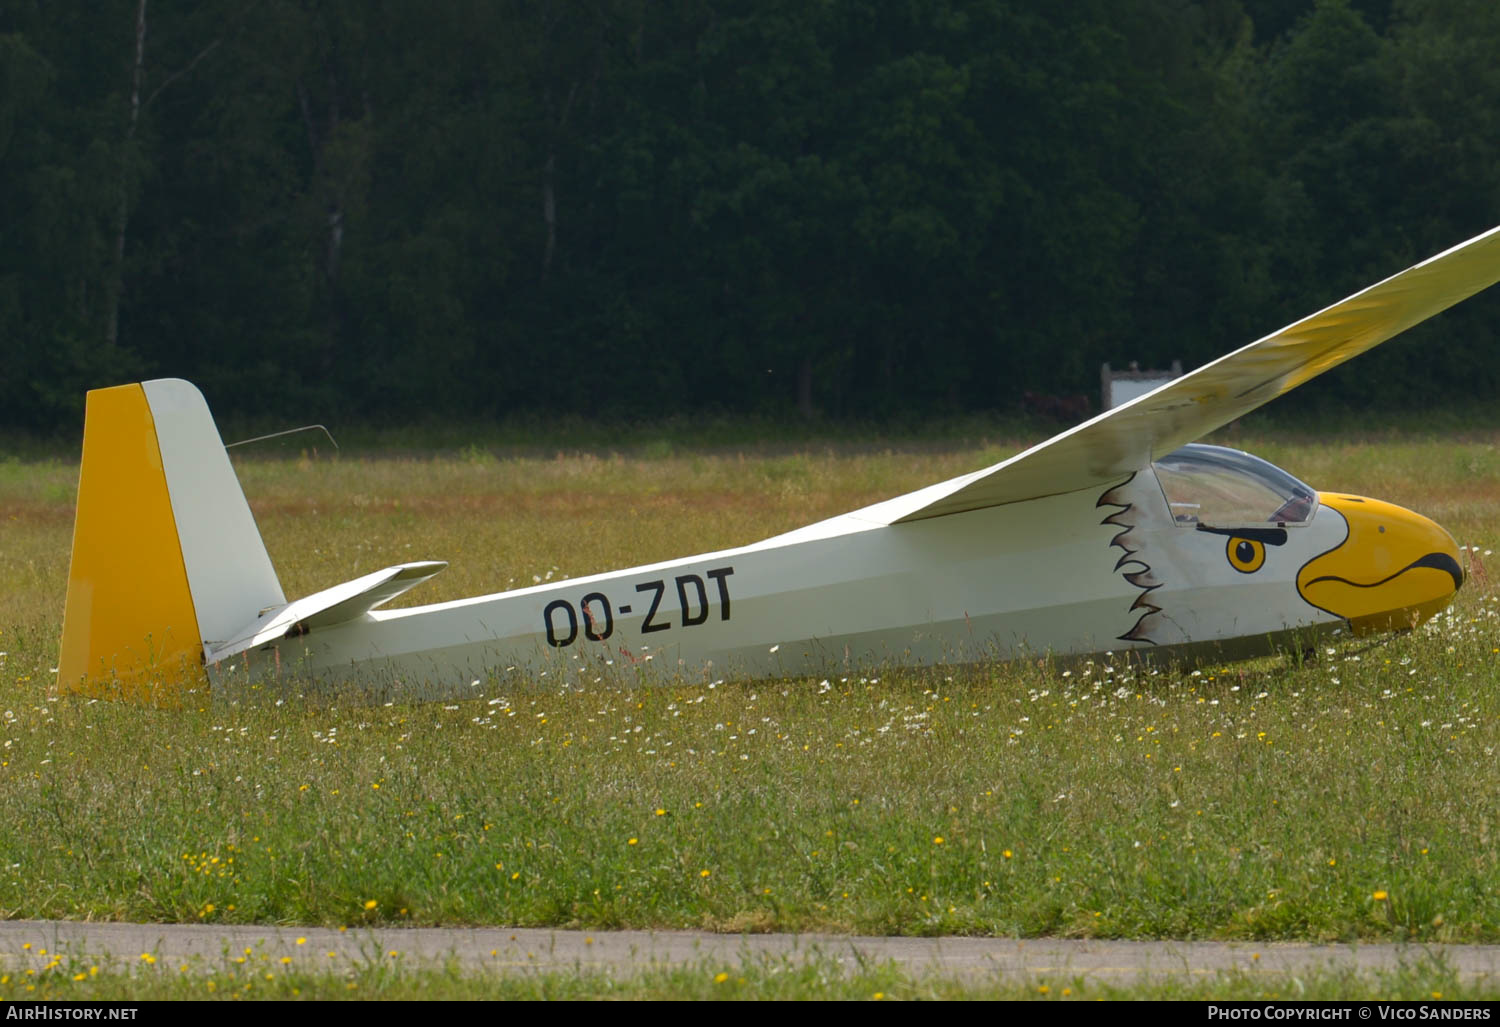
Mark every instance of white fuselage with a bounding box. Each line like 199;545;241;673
209;472;1349;697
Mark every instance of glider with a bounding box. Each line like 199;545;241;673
59;224;1500;702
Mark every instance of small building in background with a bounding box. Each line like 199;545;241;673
1102;360;1183;409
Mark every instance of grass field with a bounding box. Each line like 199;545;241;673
3;425;1500;997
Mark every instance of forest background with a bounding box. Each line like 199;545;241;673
4;0;1499;432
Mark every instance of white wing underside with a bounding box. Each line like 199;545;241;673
864;224;1500;525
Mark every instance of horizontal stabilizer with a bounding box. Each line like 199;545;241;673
206;561;447;665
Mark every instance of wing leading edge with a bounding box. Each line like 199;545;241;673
875;224;1500;525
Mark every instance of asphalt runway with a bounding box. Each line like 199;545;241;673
3;920;1499;982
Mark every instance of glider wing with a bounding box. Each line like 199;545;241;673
875;224;1500;524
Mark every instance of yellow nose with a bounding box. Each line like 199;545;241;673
1297;494;1463;634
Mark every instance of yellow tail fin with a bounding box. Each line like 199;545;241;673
59;383;205;703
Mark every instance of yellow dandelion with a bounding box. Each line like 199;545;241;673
140;953;156;965
700;869;711;878
1373;890;1389;901
1003;849;1013;859
654;808;666;816
628;838;638;846
363;899;378;910
933;836;944;845
279;957;292;965
873;992;885;1000
1038;984;1050;994
295;937;306;946
714;972;729;983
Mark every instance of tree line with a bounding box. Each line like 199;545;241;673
3;0;1499;430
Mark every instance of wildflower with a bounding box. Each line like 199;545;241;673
1003;849;1013;859
933;836;944;845
700;869;711;878
295;937;306;946
654;808;666;816
363;900;378;910
140;953;156;964
714;972;729;983
1373;890;1389;901
627;838;638;846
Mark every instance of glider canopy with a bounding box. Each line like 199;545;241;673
1152;444;1318;528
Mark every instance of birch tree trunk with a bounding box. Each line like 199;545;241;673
104;0;148;350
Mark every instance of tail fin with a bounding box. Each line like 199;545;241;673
59;379;284;702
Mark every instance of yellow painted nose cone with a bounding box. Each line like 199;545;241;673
1297;494;1463;634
